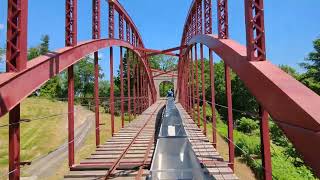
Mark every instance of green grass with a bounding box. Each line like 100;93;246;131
0;98;70;177
194;107;318;180
0;97;127;179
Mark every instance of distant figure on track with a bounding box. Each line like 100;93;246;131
167;89;174;97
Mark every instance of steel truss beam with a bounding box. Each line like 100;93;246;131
245;0;266;61
6;0;28;179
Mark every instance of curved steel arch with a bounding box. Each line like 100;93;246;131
186;34;320;176
0;39;156;118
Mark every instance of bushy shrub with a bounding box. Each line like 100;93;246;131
237;117;259;134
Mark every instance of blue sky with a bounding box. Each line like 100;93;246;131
0;0;319;78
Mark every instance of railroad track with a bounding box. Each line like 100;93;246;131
64;101;165;180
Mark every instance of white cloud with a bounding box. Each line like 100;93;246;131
0;24;4;30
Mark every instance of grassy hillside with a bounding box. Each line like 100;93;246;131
0;97;123;179
195;109;318;180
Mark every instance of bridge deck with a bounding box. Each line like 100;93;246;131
64;101;238;180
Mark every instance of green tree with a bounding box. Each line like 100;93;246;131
0;48;5;62
149;55;177;71
299;38;320;94
159;81;174;97
279;64;300;80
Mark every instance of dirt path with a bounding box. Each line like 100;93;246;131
22;108;94;180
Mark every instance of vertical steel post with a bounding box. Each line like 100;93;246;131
92;0;100;147
200;44;206;135
67;66;75;168
217;0;229;39
191;47;195;121
204;0;212;35
225;64;234;170
109;2;115;136
245;0;271;178
119;12;124;127
260;107;272;180
109;47;115;136
66;0;77;168
7;0;28;179
8;106;20;180
195;44;200;127
140;65;143;113
245;0;266;61
133;64;137;117
218;0;234;170
127;50;131;121
209;50;217;148
120;47;124;128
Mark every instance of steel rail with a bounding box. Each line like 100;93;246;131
103;102;163;179
135;135;155;179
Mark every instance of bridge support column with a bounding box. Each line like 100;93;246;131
260;107;272;180
120;47;124;128
209;49;217;148
66;0;77;168
110;47;115;136
92;0;101;147
127;49;131;121
9;106;21;180
194;44;200;128
7;0;28;179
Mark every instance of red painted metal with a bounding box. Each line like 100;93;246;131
188;34;320;176
110;47;115;136
140;65;143;113
0;39;155;117
187;50;192;112
66;0;77;168
119;14;124;40
217;0;234;170
6;0;28;72
126;22;131;43
204;0;212;34
92;0;100;147
120;47;124;128
65;0;77;46
260;106;272;180
196;0;203;35
133;64;137;117
6;0;28;179
191;47;195;121
109;0;145;47
8;105;20;180
127;49;131;120
225;64;234;170
108;3;114;39
94;52;100;146
109;2;115;136
92;0;100;40
194;44;200;127
200;44;206;135
244;0;272;177
141;45;187;57
67;66;75;168
217;0;229;39
245;0;266;61
209;49;217;148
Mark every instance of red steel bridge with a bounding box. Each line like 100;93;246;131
1;0;320;179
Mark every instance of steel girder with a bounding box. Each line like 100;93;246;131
0;39;157;118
